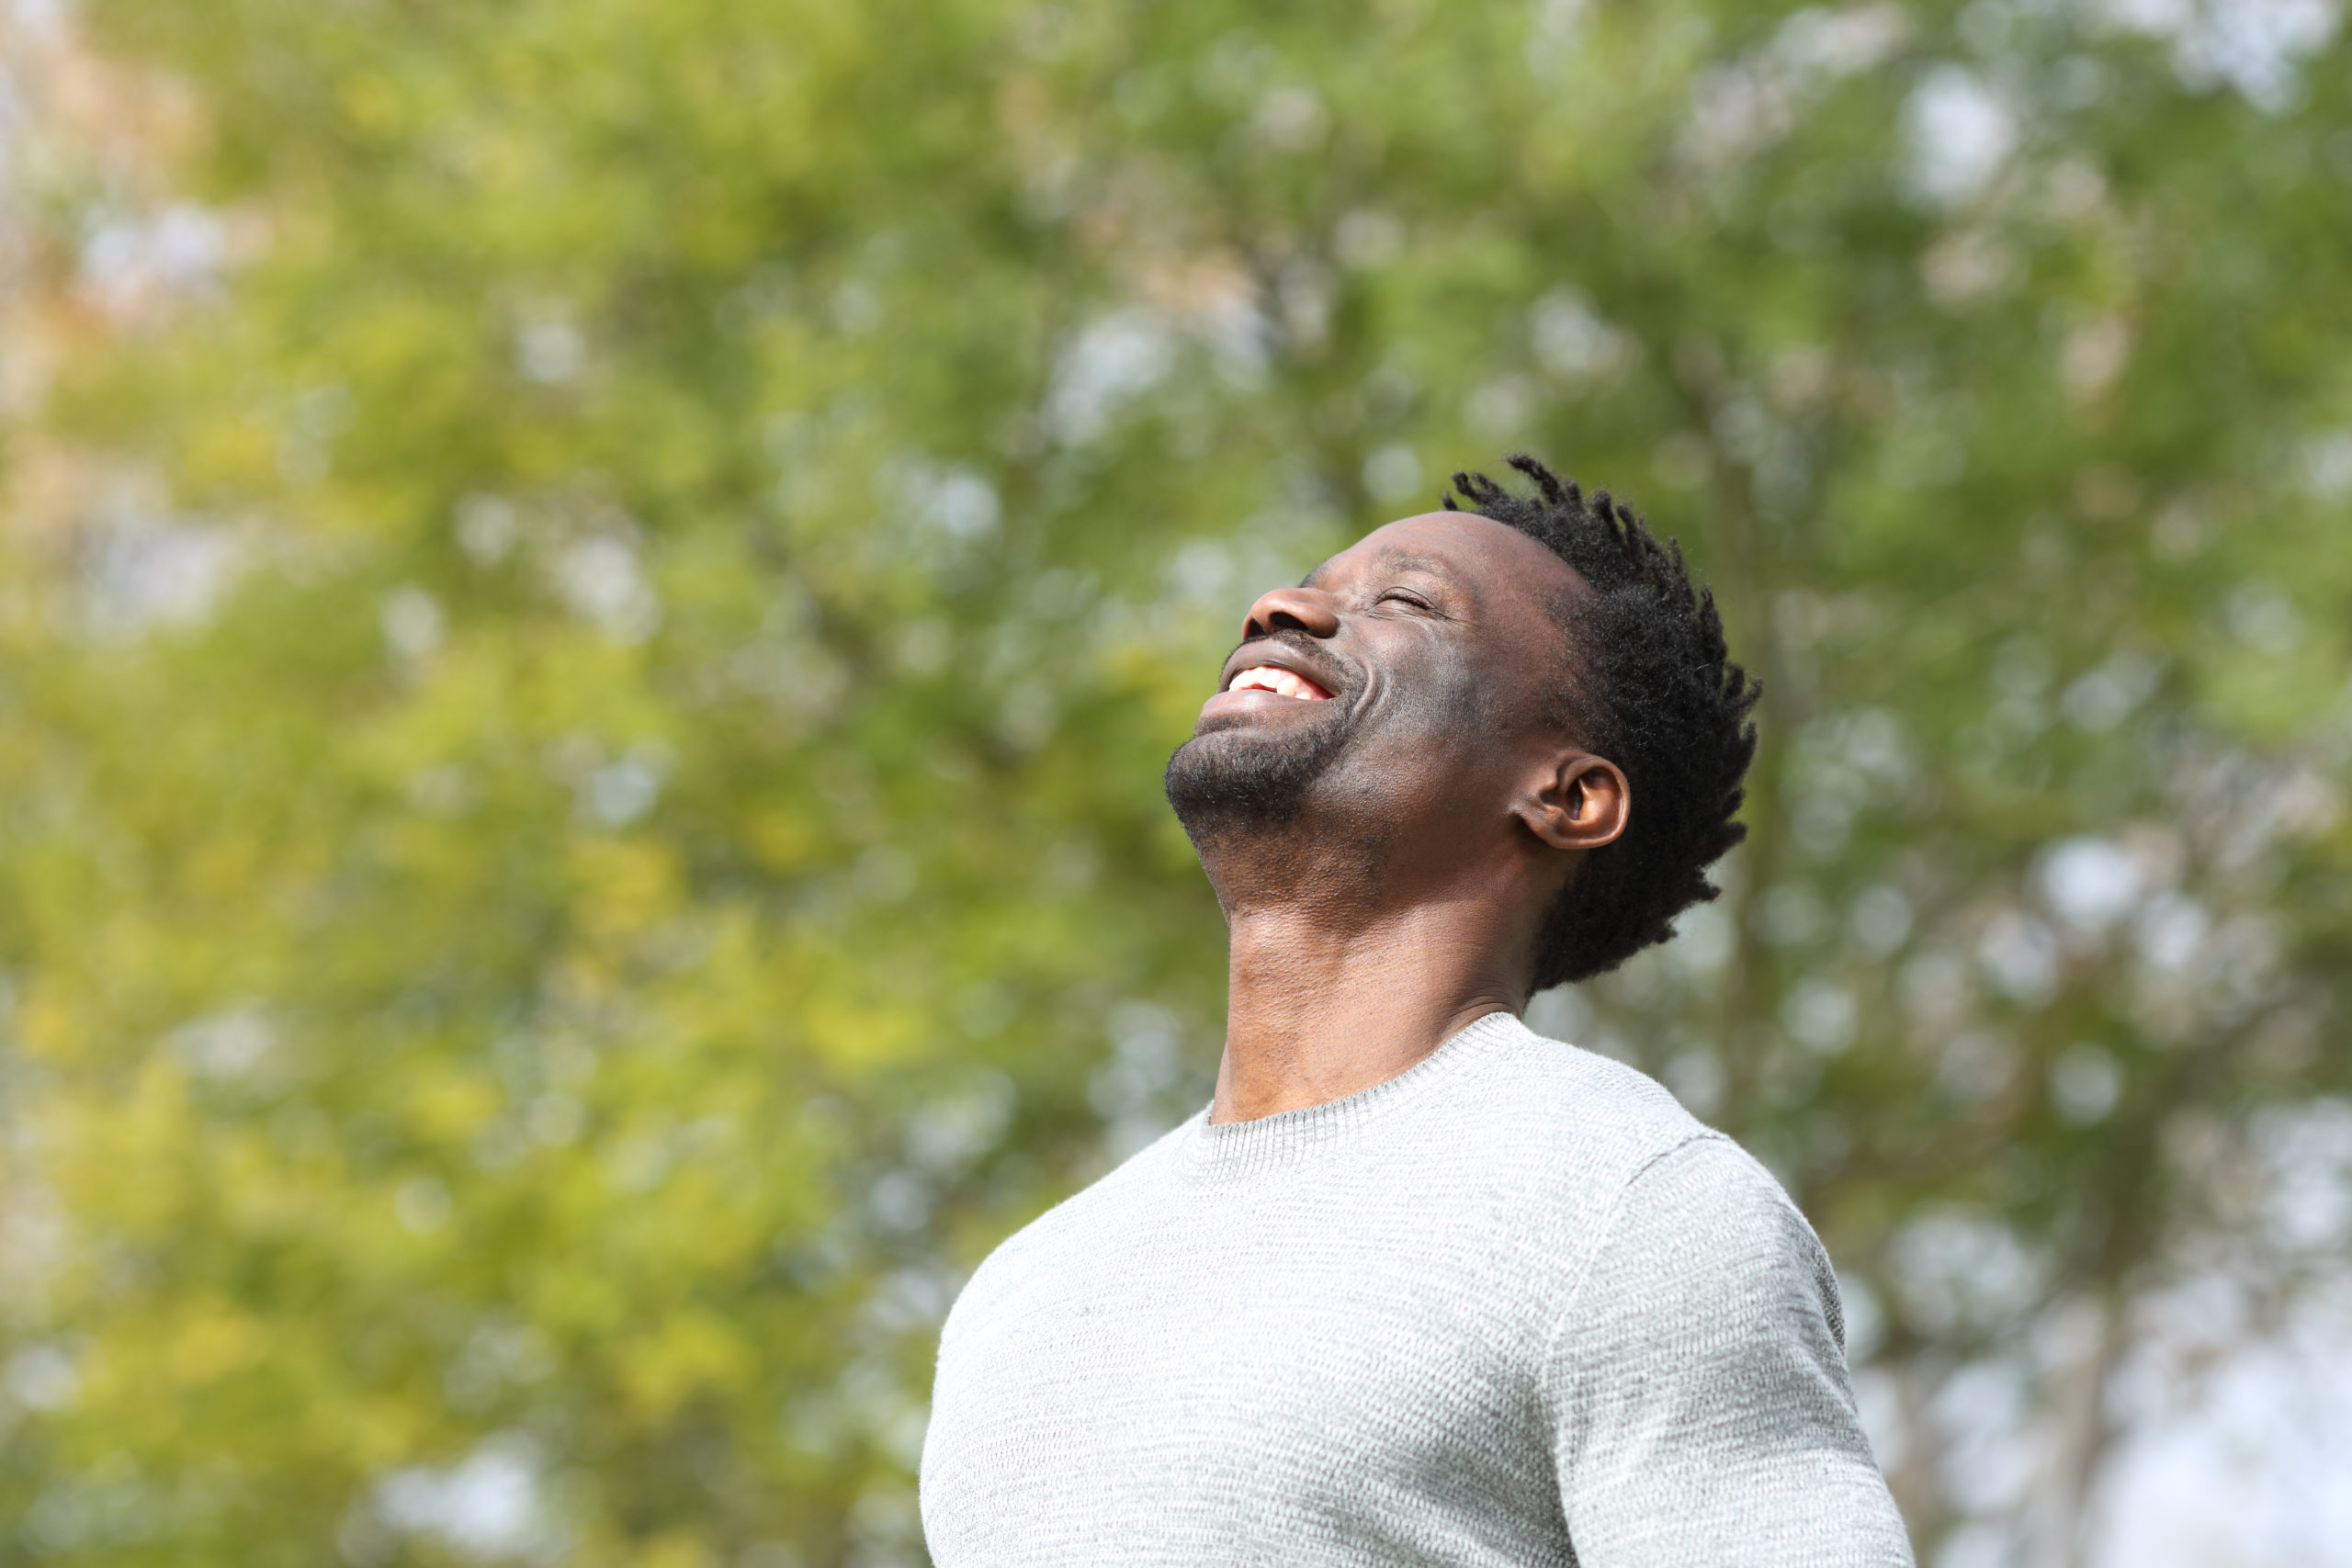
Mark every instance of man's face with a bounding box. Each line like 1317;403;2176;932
1164;512;1588;849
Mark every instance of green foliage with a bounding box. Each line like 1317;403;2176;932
2;0;2347;1562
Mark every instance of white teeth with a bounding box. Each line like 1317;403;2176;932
1231;665;1325;700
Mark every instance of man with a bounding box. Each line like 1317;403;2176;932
921;457;1912;1566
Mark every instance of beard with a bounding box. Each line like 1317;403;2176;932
1162;704;1355;848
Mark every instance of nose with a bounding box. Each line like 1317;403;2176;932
1240;584;1341;642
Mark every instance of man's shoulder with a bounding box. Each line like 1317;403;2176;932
939;1115;1196;1341
1458;1012;1722;1180
1480;1023;1820;1258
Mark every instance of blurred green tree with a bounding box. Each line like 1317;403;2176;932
1;0;2347;1563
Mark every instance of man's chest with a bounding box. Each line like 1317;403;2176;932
921;1196;1574;1567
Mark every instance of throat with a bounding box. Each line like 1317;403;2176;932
1210;900;1531;1124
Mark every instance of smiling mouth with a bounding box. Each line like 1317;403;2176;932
1227;664;1334;701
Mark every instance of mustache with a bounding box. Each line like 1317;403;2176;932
1228;626;1322;661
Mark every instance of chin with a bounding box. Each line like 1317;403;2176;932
1163;715;1351;839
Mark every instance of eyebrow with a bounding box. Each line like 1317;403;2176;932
1302;550;1455;591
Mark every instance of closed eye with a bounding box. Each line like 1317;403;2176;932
1376;589;1436;613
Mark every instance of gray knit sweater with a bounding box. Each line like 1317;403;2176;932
921;1012;1913;1567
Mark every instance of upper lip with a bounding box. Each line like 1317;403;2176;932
1218;637;1345;700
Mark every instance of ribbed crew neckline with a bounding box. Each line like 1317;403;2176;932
1177;1010;1524;1183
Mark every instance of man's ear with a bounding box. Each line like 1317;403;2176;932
1515;752;1629;852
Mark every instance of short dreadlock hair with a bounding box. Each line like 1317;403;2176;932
1443;455;1760;988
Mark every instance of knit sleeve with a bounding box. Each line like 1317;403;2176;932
1544;1134;1915;1568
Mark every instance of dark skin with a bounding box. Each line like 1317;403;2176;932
1182;512;1630;1124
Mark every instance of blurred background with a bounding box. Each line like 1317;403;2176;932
0;0;2347;1563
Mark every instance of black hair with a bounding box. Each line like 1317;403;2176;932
1443;454;1760;988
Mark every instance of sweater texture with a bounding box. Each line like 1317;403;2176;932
920;1012;1915;1566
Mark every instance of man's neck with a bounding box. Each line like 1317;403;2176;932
1210;893;1531;1124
